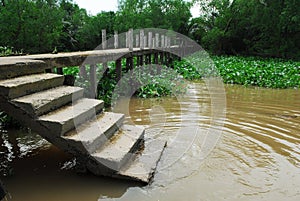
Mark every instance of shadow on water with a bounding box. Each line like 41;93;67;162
0;128;142;201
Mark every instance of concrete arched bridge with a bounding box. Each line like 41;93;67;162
0;29;194;184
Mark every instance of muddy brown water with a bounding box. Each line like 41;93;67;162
0;82;299;201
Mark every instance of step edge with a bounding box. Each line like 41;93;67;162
92;125;145;171
12;86;84;117
116;139;167;184
38;99;104;136
63;112;126;154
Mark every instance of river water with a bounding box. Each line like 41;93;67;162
0;82;299;201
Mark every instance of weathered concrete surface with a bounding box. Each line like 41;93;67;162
0;48;169;75
38;98;104;136
64;112;125;153
117;139;167;184
0;73;64;99
0;50;170;183
0;48;137;70
92;125;145;171
0;59;46;80
12;86;84;117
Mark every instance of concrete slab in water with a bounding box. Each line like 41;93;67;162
117;139;167;184
92;125;145;171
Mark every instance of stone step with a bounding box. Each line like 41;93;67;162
64;112;125;154
117;139;167;184
0;73;64;99
38;98;104;136
91;125;145;171
12;86;84;117
0;59;46;80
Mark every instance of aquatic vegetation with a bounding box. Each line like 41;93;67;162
62;55;299;108
213;56;300;89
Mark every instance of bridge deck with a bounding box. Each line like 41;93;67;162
0;48;162;68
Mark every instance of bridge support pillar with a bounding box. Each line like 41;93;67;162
154;53;159;64
159;52;164;65
90;64;97;98
116;59;122;82
138;55;144;66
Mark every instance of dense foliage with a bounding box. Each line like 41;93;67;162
191;0;300;59
0;0;191;53
1;0;299;59
116;0;192;34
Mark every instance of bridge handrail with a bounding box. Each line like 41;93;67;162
0;29;190;98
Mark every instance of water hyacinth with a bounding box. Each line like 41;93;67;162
212;56;300;89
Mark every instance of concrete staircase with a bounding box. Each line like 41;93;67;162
0;72;166;184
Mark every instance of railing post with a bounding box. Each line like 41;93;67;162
164;36;168;48
140;29;145;50
144;35;147;48
152;38;155;48
155;33;159;48
148;32;153;49
128;28;133;51
167;37;171;48
136;34;140;48
102;29;107;50
126;31;129;48
161;35;165;48
114;31;118;49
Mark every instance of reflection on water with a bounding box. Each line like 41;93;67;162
0;129;141;201
1;83;299;201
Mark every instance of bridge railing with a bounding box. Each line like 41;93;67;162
1;29;192;98
48;29;184;98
